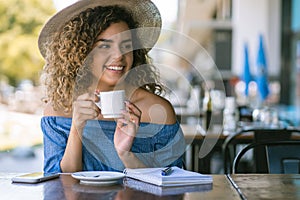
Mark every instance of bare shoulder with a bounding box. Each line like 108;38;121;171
131;89;176;124
43;103;71;117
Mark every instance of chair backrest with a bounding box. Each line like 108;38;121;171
232;140;300;174
223;128;255;173
267;142;300;173
223;127;300;173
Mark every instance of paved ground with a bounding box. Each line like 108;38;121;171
0;104;42;150
0;104;43;172
0;145;43;172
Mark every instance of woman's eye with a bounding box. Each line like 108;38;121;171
121;43;133;51
98;44;110;49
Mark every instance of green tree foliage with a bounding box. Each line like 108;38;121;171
0;0;55;86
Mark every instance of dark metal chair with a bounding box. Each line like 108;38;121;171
223;127;300;173
232;140;300;174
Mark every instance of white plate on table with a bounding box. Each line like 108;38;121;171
71;171;125;186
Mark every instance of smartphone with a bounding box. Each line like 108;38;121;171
11;172;59;183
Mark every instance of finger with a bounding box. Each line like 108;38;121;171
73;100;100;117
94;93;100;103
74;99;97;110
125;101;141;125
125;101;142;116
81;107;99;116
121;110;130;120
129;113;139;125
117;117;138;127
94;89;100;94
117;118;127;127
116;118;137;137
93;90;101;103
77;93;95;101
76;107;99;118
120;113;140;134
121;110;139;124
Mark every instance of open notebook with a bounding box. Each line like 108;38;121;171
123;167;213;187
123;177;212;196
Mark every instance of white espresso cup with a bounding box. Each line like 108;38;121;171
95;90;125;118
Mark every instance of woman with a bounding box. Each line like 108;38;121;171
39;0;185;173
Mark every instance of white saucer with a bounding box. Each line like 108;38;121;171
80;180;119;186
72;171;125;186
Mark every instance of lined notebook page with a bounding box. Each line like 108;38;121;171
123;167;213;186
124;177;213;195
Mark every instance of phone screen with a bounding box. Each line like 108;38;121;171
11;172;59;183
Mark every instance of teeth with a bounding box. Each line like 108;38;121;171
106;65;123;71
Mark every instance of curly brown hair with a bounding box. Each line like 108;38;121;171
40;5;163;113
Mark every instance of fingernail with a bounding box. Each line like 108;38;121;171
121;110;127;114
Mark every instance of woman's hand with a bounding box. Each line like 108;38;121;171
114;101;141;154
61;92;99;172
72;93;100;133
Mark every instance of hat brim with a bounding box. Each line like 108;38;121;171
38;0;162;58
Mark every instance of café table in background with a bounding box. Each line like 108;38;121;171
181;124;228;173
182;123;300;174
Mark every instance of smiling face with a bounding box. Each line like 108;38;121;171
91;21;134;91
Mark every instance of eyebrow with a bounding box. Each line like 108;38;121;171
95;38;132;44
95;38;112;43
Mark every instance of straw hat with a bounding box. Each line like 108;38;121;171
38;0;162;58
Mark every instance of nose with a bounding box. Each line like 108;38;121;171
111;45;123;60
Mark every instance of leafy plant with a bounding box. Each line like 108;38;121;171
0;0;55;86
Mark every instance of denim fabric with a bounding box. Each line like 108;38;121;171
41;117;186;173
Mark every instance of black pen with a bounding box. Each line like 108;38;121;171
161;167;173;176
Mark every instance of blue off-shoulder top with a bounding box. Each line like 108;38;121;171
41;117;186;173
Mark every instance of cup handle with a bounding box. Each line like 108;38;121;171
94;94;101;109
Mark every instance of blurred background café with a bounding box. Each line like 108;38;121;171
1;0;300;174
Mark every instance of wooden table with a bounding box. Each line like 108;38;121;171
0;173;240;200
3;173;300;199
228;174;300;199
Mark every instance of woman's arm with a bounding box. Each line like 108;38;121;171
44;93;99;172
114;101;146;168
114;91;178;168
60;125;83;172
62;93;99;172
42;116;68;173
